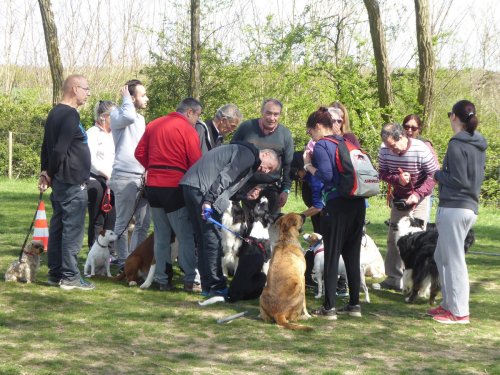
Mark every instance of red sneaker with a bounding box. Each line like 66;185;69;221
426;305;446;317
433;310;470;325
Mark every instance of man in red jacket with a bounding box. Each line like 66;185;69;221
135;97;202;292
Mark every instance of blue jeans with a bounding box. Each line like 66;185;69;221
182;185;226;292
48;178;88;281
109;175;150;265
151;206;198;284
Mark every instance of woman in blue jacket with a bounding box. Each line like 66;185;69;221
303;107;366;320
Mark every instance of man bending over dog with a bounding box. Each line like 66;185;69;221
374;123;439;291
180;143;279;298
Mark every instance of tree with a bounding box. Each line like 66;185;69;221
415;0;435;126
38;0;64;106
190;0;201;100
363;0;393;122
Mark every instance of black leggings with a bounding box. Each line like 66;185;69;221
321;198;365;309
87;178;116;249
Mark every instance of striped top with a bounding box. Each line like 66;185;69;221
378;138;439;200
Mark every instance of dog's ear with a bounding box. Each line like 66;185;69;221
99;228;106;236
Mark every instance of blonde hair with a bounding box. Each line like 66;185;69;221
329;101;351;133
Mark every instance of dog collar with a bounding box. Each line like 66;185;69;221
96;236;108;248
308;240;323;253
314;247;324;256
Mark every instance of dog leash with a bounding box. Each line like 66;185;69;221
19;192;44;262
206;216;265;251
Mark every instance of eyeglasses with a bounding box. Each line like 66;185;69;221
447;112;452;118
332;119;343;124
76;86;90;93
403;124;419;131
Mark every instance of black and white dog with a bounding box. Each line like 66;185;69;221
396;216;475;304
200;197;275;306
221;200;247;276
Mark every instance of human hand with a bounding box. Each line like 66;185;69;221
202;203;213;220
398;171;410;186
405;194;419;206
278;191;288;207
120;85;131;99
38;171;51;192
246;186;262;200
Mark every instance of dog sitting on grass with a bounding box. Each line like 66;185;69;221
5;240;45;283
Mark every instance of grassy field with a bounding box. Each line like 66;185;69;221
0;178;499;375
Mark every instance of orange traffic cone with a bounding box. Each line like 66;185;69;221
33;200;49;251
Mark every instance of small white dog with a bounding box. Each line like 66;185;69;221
84;229;118;277
5;240;45;283
303;228;384;303
302;233;325;299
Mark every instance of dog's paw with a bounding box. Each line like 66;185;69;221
129;281;138;287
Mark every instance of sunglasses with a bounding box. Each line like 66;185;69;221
403;124;419;131
332;119;343;124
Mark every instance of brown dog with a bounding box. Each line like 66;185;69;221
260;213;312;331
114;233;156;288
5;240;45;283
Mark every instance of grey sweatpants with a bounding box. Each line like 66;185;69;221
434;207;477;317
384;196;429;288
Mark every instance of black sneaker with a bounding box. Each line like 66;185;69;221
311;306;337;320
60;277;95;291
337;304;362;317
47;278;60;287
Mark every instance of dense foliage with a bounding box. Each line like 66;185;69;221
0;18;497;202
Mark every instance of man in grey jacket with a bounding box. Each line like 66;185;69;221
180;142;279;297
109;80;151;269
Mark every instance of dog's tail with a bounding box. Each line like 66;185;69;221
275;314;313;331
198;296;226;306
139;264;156;289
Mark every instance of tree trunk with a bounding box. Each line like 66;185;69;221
415;0;435;126
190;0;201;100
38;0;64;106
363;0;393;122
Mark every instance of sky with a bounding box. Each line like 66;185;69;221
0;0;498;71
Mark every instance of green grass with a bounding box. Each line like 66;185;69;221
0;178;499;375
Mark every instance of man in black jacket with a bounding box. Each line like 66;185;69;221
180;142;279;297
39;74;94;290
195;104;242;154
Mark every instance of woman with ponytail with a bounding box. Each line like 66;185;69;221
429;100;487;324
303;107;366;319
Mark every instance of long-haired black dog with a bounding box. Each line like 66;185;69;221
199;197;276;306
396;217;475;305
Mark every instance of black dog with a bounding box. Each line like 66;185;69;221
227;237;271;302
397;221;475;305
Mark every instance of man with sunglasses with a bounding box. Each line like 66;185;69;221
374;122;439;292
39;74;94;290
195;104;243;154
